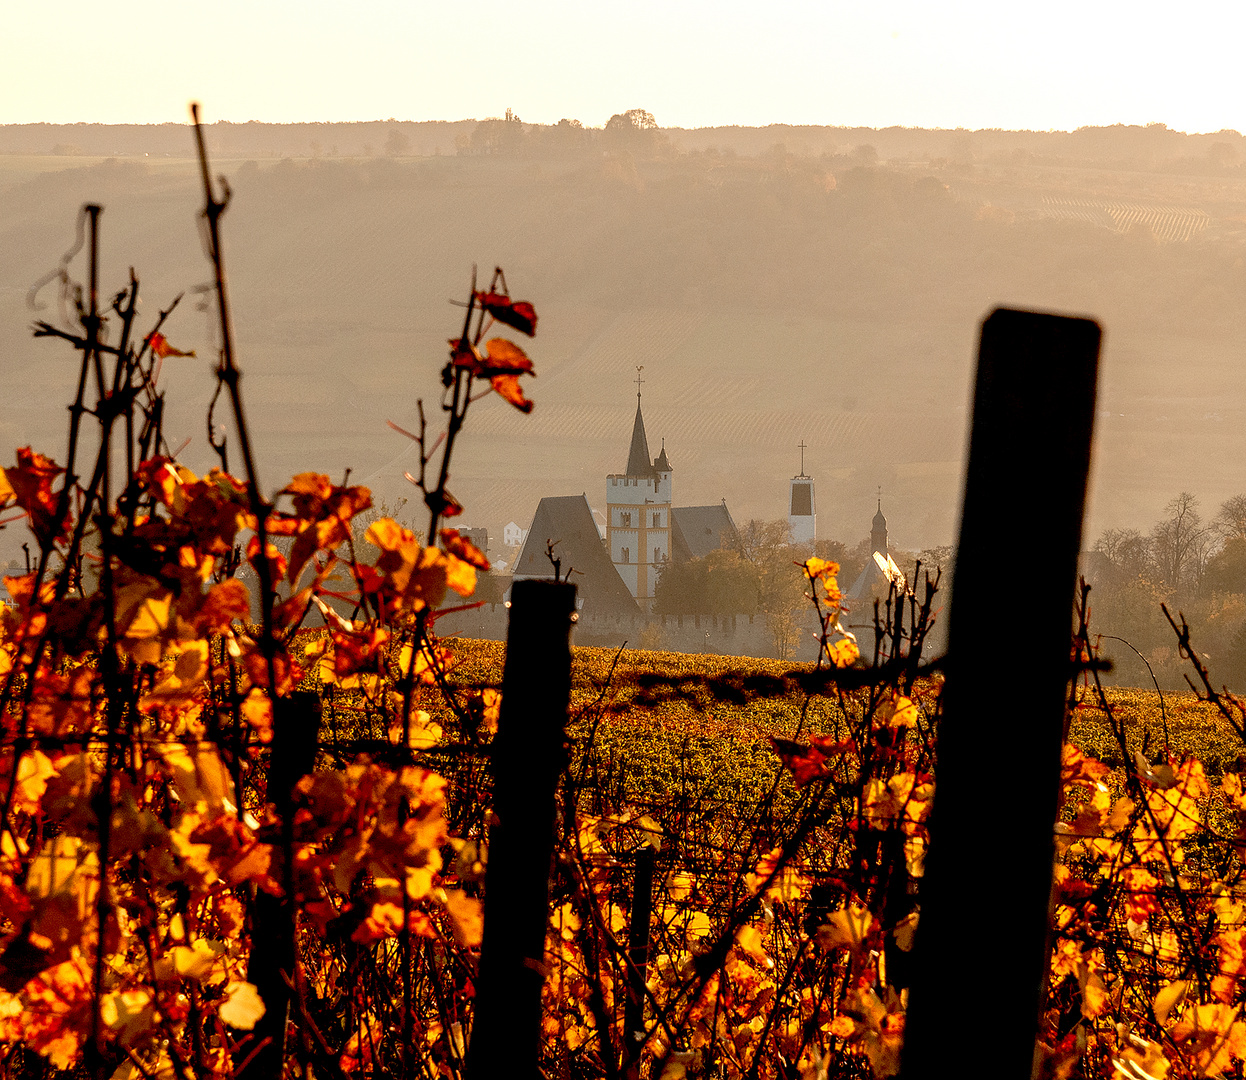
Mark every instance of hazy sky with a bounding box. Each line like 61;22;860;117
5;0;1245;133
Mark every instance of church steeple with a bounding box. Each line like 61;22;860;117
871;492;888;556
788;439;816;545
626;400;656;478
625;366;656;478
606;366;672;611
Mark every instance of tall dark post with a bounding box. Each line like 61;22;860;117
466;579;577;1080
624;845;656;1075
240;691;322;1079
901;309;1100;1079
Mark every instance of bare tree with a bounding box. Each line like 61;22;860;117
1216;493;1246;542
1151;492;1213;594
1093;527;1152;581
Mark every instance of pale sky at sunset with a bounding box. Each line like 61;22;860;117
4;0;1244;134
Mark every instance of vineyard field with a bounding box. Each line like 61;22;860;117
438;638;1240;797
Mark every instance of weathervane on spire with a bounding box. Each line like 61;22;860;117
797;439;808;478
635;365;645;405
877;485;883;512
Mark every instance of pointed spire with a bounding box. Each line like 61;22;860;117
626;399;655;477
872;489;888;555
654;437;671;473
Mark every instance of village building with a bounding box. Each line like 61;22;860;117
511;494;639;617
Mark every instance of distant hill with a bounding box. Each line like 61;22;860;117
3;121;1246;564
3;119;1245;177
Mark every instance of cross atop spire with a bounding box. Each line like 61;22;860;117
877;485;882;512
797;440;808;478
635;365;645;404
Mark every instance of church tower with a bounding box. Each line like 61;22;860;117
871;496;888;556
788;441;816;546
606;369;672;609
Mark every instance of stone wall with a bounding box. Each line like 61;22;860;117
433;603;824;662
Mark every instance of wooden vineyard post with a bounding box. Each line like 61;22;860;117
239;690;322;1078
624;844;656;1075
900;309;1100;1080
465;579;577;1080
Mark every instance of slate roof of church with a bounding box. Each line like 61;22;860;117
671;504;739;562
513;495;639;615
625;402;657;479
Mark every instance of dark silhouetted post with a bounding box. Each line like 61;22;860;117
240;690;322;1079
624;844;656;1074
901;309;1100;1079
466;579;577;1080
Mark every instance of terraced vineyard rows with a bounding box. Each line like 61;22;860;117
1041;195;1210;241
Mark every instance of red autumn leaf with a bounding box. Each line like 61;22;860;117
448;338;479;370
770;734;854;787
195;579;252;634
6;447;67;546
331;625;391;680
809;733;855;756
490;374;534;413
146;331;197;359
770;737;828;786
440;529;490;571
476;291;538;336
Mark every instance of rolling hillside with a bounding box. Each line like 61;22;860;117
3;123;1246;562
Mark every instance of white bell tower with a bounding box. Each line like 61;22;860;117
788;440;816;546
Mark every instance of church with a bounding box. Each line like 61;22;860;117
605;379;740;611
605;391;672;604
513;376;739;614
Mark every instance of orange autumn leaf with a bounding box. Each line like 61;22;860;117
490;373;534;413
240;690;273;744
1062;743;1111;787
439;528;490;570
826;637;860;668
480;337;534;375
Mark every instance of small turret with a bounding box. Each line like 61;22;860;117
654;440;671;474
